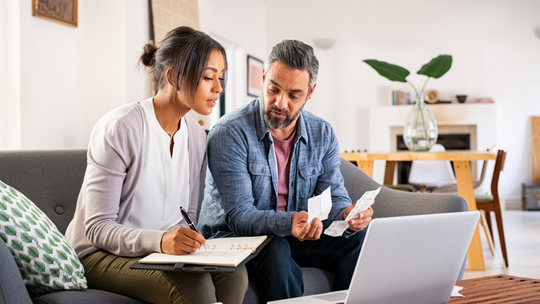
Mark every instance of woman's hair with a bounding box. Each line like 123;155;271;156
140;26;227;101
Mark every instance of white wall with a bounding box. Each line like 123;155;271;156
3;0;540;205
4;0;149;149
198;0;267;114
265;0;540;204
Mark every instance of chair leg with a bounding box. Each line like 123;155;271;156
479;210;495;257
484;210;495;245
493;207;509;268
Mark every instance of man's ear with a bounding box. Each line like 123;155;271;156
306;83;317;101
261;68;266;88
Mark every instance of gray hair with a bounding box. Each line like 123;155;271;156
264;40;319;90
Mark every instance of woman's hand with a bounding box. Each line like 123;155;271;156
160;227;207;255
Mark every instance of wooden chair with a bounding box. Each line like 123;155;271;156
475;150;509;267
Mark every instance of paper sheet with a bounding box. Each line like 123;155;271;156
307;186;332;223
324;187;381;237
451;285;464;298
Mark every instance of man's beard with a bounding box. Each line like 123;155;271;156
262;95;305;130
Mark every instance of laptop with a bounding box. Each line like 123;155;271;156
269;211;480;304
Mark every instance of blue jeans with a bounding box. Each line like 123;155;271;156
247;230;367;303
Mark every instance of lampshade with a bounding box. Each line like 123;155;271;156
313;38;336;50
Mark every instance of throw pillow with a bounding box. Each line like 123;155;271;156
0;179;87;294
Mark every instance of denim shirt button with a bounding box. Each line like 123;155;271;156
312;170;316;175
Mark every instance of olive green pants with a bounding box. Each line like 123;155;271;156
81;251;248;304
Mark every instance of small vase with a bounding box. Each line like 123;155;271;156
403;94;438;151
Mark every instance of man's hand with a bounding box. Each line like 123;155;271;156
343;203;374;232
291;211;323;241
161;227;207;255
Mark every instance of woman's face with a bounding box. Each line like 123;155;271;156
179;50;225;116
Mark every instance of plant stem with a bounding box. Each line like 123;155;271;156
406;81;418;98
420;77;431;95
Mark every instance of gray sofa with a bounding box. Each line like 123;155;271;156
0;149;467;304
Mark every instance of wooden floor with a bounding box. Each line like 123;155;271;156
463;210;540;280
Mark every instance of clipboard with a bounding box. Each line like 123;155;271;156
129;235;273;273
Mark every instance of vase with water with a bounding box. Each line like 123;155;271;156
403;93;438;151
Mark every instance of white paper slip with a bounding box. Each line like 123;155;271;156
451;285;464;298
307;186;332;223
323;187;381;237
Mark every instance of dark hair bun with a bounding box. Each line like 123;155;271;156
141;43;158;67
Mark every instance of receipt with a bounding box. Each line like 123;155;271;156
307;186;332;223
324;187;381;237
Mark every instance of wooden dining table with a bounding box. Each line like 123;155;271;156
340;151;497;271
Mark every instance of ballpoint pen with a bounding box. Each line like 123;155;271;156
179;206;200;233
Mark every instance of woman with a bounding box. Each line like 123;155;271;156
65;26;248;304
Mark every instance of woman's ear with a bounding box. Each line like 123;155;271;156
165;68;175;88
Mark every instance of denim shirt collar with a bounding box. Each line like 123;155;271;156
255;97;308;145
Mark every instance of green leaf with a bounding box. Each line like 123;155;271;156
50;268;60;278
11;239;23;251
42;243;54;254
16;202;26;211
19;268;29;280
0;213;9;222
19;253;32;264
20;232;33;243
42;273;51;284
57;251;68;261
0;201;6;210
40;223;50;233
11;208;23;218
62;274;71;283
70;258;80;268
19;221;31;232
53;280;64;289
43;254;55;265
5;225;17;236
417;55;452;79
33;277;42;286
34;260;46;272
49;238;58;247
26;265;38;275
0;181;6;188
363;59;410;82
0;232;7;243
25;214;36;225
35;229;46;240
64;264;73;275
15;258;23;268
9;187;19;198
28;246;40;258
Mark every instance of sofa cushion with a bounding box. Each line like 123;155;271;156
0;180;87;295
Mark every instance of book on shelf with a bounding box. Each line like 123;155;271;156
391;90;411;105
131;235;271;272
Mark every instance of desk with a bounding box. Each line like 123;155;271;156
450;275;540;303
341;151;496;271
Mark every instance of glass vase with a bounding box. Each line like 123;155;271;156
403;94;438;151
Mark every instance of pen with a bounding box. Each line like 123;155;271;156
180;206;200;233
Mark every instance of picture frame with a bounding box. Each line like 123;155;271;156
247;55;264;97
32;0;78;27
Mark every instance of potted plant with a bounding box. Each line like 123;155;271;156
364;55;452;151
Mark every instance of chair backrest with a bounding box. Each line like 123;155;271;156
408;144;457;188
491;150;507;199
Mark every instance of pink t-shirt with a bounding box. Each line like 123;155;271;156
272;129;297;212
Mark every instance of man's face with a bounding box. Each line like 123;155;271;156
261;61;316;130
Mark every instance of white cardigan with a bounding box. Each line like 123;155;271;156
65;100;207;259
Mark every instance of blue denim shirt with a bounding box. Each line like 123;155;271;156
199;98;352;238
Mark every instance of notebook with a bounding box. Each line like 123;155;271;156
269;211;480;304
130;235;272;273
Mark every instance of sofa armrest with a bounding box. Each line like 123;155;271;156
0;239;33;304
340;158;468;218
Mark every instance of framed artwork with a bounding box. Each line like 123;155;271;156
32;0;78;27
247;55;264;97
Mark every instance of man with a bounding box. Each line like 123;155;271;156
198;40;373;303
